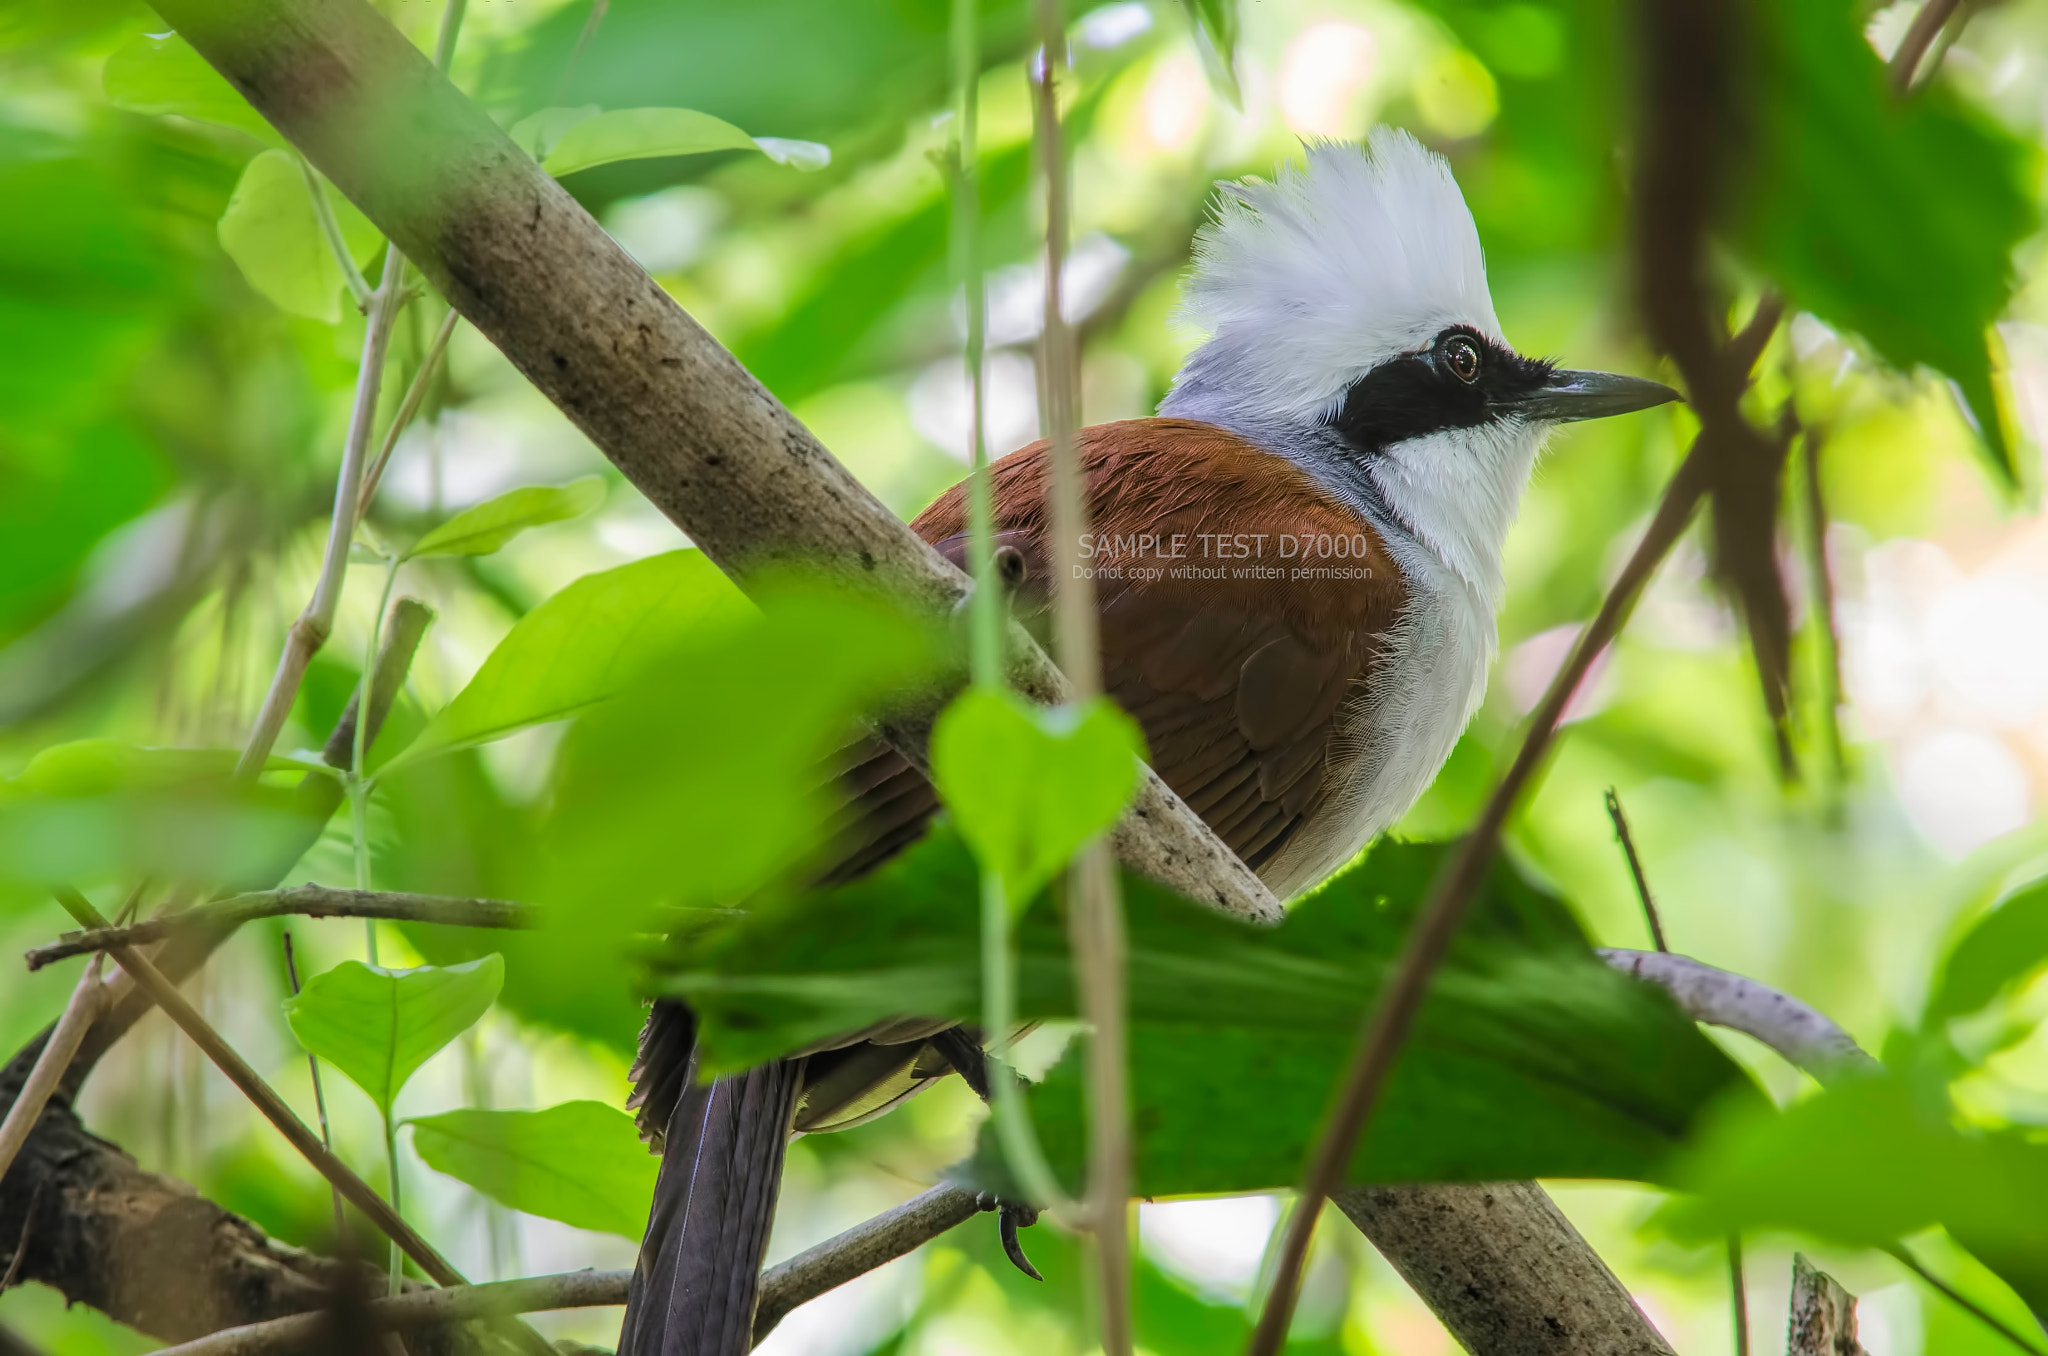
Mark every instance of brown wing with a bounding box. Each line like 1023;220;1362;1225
908;417;1406;876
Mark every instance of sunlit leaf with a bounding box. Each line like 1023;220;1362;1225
652;832;1756;1193
5;739;301;795
283;956;504;1118
404;477;606;560
1661;1071;2048;1312
102;32;285;147
217;150;381;323
378;551;749;775
410;1102;657;1239
541;573;944;916
1740;0;2038;485
506;105;601;160
931;688;1143;906
1925;877;2048;1027
1180;0;1242;108
536;107;828;177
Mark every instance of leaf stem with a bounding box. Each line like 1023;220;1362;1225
980;871;1075;1214
1031;7;1132;1346
352;555;402;963
283;931;347;1242
358;307;461;520
298;154;373;312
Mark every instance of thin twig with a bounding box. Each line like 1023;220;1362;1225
552;0;609;102
283;932;346;1242
0;957;106;1188
0;1180;44;1291
1247;443;1712;1354
298;154;373;311
235;244;411;778
753;1183;986;1341
1729;1238;1750;1356
1604;788;1669;951
140;1182;991;1356
358;307;461;517
1799;429;1849;793
1890;0;1968;94
1597;949;1877;1085
27;887;533;972
49;892;456;1280
1033;4;1132;1348
1885;1243;2048;1356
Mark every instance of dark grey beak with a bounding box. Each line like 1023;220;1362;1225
1522;369;1683;423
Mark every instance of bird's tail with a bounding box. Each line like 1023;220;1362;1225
618;1048;804;1356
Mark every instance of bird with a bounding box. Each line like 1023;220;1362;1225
616;128;1680;1356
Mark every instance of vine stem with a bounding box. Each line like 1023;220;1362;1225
282;932;346;1242
1032;3;1132;1348
0;956;105;1188
299;153;372;311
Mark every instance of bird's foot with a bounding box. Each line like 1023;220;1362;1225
974;1192;1044;1281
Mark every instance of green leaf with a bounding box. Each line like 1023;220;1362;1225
651;832;1757;1194
102;32;286;147
931;688;1144;906
541;573;944;916
533;107;829;178
409;1102;657;1239
217;150;381;322
283;956;504;1118
1926;878;2048;1027
1739;0;2038;485
506;105;601;160
5;739;301;796
1179;0;1242;108
404;477;606;560
378;551;750;775
1661;1071;2048;1313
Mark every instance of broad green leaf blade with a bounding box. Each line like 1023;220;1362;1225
542;108;761;177
507;105;601;160
1740;0;2037;485
404;477;606;560
541;573;945;915
6;739;303;795
1180;0;1243;108
1661;1072;2048;1312
651;832;1756;1193
284;956;504;1118
1926;877;2048;1027
409;1102;657;1239
217;150;381;323
378;551;748;775
931;689;1144;906
102;33;286;147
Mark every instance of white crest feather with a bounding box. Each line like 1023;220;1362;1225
1163;129;1500;426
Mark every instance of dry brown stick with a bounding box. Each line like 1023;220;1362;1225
27;887;535;971
1789;1255;1866;1356
1031;1;1132;1347
1890;0;1968;93
1603;788;1668;951
0;958;105;1188
1247;445;1711;1354
50;890;464;1285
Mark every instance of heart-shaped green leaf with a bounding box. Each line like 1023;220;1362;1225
102;32;285;147
521;106;829;178
404;477;606;561
930;688;1145;906
378;551;749;775
284;956;504;1118
410;1102;657;1239
216;150;380;323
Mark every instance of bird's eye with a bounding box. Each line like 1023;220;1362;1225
1442;335;1482;384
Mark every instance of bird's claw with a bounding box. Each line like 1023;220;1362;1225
973;1192;1044;1281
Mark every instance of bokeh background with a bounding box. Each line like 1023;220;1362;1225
5;0;2048;1351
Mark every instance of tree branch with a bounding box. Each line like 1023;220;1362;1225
1598;949;1878;1084
752;1183;984;1342
26;888;535;972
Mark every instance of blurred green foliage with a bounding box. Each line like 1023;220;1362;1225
8;0;2048;1352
